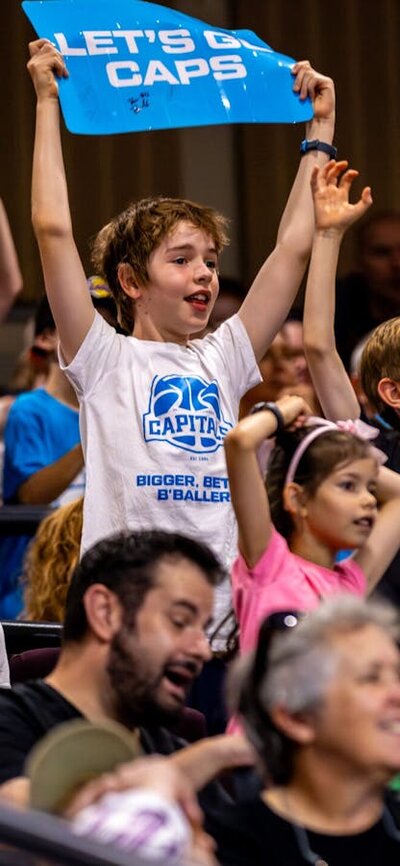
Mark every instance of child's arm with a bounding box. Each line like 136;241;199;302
224;394;309;567
303;161;372;420
355;465;400;591
28;40;95;364
238;62;335;362
0;199;23;322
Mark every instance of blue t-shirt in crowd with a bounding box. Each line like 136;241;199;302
0;388;84;618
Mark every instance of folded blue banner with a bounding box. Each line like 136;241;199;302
22;0;313;135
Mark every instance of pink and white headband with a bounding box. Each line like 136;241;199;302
284;417;387;487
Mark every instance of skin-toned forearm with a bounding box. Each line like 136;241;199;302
32;99;72;239
0;200;23;322
238;65;336;361
18;443;83;505
357;465;400;591
0;777;30;809
276;113;335;254
225;396;310;566
303;229;360;421
375;465;400;504
29;40;95;360
303;160;372;420
170;735;255;792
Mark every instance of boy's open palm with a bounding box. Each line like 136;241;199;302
311;160;372;233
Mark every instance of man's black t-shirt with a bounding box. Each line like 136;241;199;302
0;679;195;784
0;678;233;820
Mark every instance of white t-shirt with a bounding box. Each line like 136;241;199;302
62;312;261;638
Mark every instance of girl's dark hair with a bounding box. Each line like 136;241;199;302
266;426;372;539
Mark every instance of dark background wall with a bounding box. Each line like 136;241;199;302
1;0;400;304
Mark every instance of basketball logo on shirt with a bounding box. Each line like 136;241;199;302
143;374;232;453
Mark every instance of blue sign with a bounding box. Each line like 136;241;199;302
22;0;313;135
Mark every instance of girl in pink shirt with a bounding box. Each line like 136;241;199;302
225;402;399;654
225;160;400;656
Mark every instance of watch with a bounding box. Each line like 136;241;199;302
300;139;337;159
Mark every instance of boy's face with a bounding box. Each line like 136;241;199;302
136;221;220;342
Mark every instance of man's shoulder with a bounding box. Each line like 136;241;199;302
0;680;82;785
0;679;81;730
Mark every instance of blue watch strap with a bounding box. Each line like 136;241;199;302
300;139;337;159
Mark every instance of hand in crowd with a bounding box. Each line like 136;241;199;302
273;393;313;429
311;160;372;235
27;39;68;101
292;60;335;123
65;755;218;866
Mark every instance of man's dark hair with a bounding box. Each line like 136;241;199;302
63;529;225;642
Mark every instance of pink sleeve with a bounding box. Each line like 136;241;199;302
232;528;291;591
231;528;291;624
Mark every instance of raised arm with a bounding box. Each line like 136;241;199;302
0;199;23;322
303;160;372;420
224;395;308;567
355;464;400;592
28;40;95;363
17;443;84;505
238;62;335;361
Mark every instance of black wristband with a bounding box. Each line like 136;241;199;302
300;139;337;159
249;401;285;433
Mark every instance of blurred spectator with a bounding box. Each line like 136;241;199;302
0;529;252;819
205;276;245;333
0;297;85;618
0;198;23;323
22;497;83;622
335;210;400;369
240;315;319;417
0;282;118;616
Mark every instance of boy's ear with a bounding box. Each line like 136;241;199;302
283;482;308;518
117;263;142;300
377;377;400;410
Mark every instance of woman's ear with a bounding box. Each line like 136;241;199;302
283;482;308;519
83;584;123;643
117;263;142;300
270;704;315;745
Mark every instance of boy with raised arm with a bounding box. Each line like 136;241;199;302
28;39;335;637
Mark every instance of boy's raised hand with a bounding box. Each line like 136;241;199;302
27;39;68;101
311;160;373;234
292;60;335;123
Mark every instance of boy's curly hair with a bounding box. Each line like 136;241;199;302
91;196;229;333
22;498;83;622
266;426;372;539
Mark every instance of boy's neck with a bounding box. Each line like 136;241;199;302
132;318;189;345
